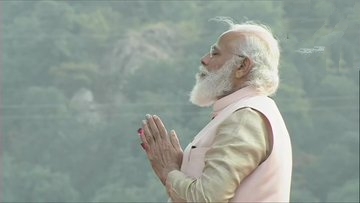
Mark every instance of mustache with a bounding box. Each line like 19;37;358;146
198;66;209;74
196;65;214;77
196;66;211;78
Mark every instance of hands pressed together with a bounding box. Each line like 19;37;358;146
138;114;183;185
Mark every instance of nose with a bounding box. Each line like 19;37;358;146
201;54;211;66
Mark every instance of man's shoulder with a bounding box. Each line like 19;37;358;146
231;107;264;122
215;107;266;131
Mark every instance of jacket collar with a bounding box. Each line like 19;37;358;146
212;86;261;117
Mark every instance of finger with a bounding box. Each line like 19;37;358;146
142;121;156;159
146;114;161;142
153;115;169;141
169;130;182;152
142;119;154;146
138;128;148;147
137;128;147;150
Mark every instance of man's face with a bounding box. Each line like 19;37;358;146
189;31;243;107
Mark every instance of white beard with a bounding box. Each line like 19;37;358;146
189;59;236;107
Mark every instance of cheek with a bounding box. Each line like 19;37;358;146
208;62;224;72
207;56;230;72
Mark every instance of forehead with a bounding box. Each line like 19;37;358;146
215;31;244;51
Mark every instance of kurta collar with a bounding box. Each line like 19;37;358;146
212;86;260;117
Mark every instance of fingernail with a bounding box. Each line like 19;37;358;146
145;114;151;119
170;130;175;135
141;143;148;151
142;120;147;125
137;128;144;135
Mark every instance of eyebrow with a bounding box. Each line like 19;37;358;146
211;45;220;52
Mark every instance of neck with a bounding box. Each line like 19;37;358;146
217;84;249;100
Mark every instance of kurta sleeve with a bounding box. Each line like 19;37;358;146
165;107;271;202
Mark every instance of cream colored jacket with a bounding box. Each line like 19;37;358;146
165;87;292;202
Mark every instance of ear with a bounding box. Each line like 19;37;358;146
235;57;252;79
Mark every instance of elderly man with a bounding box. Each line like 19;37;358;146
138;19;292;202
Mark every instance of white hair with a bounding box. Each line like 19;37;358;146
212;17;281;96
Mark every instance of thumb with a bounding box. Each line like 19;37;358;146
169;130;182;152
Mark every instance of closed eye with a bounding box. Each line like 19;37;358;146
210;45;220;57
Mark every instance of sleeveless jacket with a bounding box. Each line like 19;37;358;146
179;88;292;202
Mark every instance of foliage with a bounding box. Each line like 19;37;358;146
2;0;359;202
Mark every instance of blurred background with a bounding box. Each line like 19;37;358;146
1;0;359;202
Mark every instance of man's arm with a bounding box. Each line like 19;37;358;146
165;108;271;202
